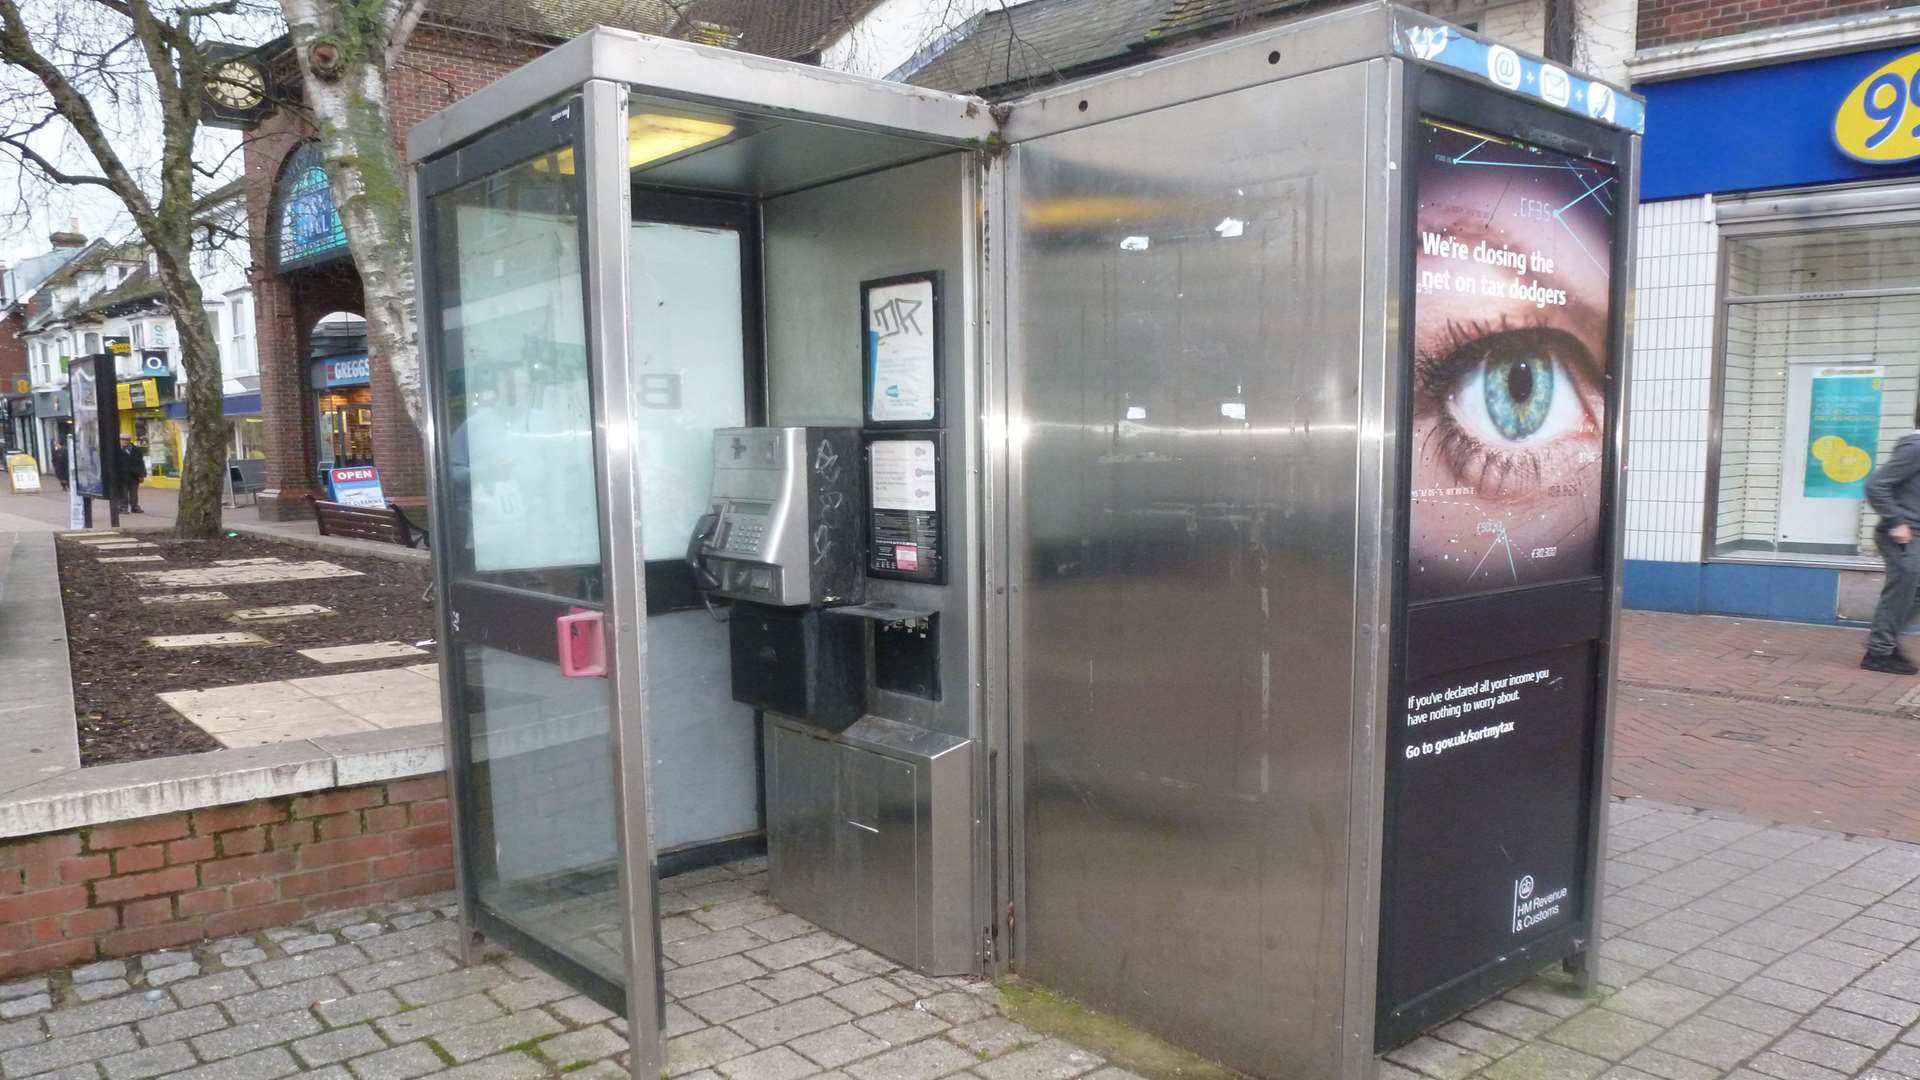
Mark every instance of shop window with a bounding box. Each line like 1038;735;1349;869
1712;222;1920;561
82;332;98;354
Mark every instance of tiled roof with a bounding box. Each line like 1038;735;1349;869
423;0;681;40
1149;0;1308;37
900;0;1169;97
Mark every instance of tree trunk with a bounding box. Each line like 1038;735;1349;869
280;0;424;429
157;250;229;539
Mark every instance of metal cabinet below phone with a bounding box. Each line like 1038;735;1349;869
765;715;973;974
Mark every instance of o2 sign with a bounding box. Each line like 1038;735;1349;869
1835;49;1920;163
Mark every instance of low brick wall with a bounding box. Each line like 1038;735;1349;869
0;775;453;978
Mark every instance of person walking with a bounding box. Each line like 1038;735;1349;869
114;433;146;514
49;438;67;492
1863;428;1920;673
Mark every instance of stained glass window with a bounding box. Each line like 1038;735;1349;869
272;142;349;270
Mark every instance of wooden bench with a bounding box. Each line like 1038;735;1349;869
310;497;430;549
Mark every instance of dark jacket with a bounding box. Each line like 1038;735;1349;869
1867;431;1920;530
114;443;147;484
50;444;67;479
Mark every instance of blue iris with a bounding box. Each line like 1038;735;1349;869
1482;352;1554;441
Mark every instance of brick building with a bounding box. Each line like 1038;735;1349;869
1614;0;1920;624
237;2;887;519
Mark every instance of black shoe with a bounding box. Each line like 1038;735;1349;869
1862;650;1919;674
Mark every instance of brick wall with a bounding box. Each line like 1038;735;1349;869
0;776;453;979
1638;0;1920;49
0;310;28;396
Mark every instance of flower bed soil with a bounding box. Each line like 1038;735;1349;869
57;533;437;765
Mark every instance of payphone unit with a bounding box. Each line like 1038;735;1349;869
691;427;864;609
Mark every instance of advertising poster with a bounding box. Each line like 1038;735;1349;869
70;365;104;499
1803;367;1882;499
328;466;387;508
865;275;938;425
1408;122;1617;602
1382;644;1593;1011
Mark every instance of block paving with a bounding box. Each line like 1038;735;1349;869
6;800;1920;1078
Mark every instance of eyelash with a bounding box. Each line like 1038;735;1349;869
1416;318;1602;498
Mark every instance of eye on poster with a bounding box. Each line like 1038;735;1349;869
1408;121;1616;602
1804;367;1882;499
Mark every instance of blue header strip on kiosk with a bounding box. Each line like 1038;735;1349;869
1392;20;1646;135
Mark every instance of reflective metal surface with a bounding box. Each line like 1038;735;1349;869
767;715;974;973
1007;62;1387;1080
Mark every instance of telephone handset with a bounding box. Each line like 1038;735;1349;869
687;510;721;592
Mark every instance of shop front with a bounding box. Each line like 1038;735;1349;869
117;373;179;488
311;352;373;481
1626;41;1920;622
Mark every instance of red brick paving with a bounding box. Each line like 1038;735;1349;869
1613;610;1920;843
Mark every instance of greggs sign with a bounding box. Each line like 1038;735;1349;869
1835;48;1920;163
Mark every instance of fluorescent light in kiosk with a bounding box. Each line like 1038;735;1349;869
628;112;734;168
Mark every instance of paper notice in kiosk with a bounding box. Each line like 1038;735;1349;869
868;438;941;581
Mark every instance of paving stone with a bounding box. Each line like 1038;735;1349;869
1649;1014;1775;1071
292;1025;388;1068
340;950;461;994
547;996;616;1026
1742;1051;1850;1079
393;968;505;1007
140;953;193;973
373;994;505;1044
73;963;128;984
667;1027;757;1077
138;1004;231;1045
1480;1040;1610;1080
317;990;406;1029
158;1046;299;1080
138;591;230;604
170;969;261;1009
667;956;768;999
1545;1009;1664;1061
974;1040;1106;1080
220;949;269;968
1;1024;140;1078
101;1041;197;1080
1702;995;1801;1037
1771;1029;1878;1074
45;993;174;1037
846;1038;980;1080
431;1009;562;1064
1462;999;1562;1039
1430;1020;1523;1059
0;993;53;1018
434;1052;547;1080
789;1023;891;1069
231;605;334;622
731;996;855;1048
299;642;426;664
536;1025;626;1068
191;1010;323;1060
745;933;852;972
854;1006;948;1046
919;991;996;1026
250;945;367;987
341;925;385;943
1738;976;1833;1014
74;979;132;1003
1799;1005;1901;1048
685;985;779;1025
1605;980;1714;1026
0;976;46;1000
1828;986;1920;1027
691;900;785;932
744;967;835;1004
346;1041;445;1080
281;935;338;955
223;976;349;1023
826;979;916;1017
486;974;569;1012
945;1018;1044;1058
147;632;265;647
669;928;770;967
147;964;201;988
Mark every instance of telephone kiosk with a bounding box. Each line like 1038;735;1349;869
689;426;971;973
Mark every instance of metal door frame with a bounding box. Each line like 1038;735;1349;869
413;79;664;1080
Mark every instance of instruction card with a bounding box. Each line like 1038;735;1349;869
868;437;942;582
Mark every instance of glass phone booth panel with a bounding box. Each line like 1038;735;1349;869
420;97;630;1011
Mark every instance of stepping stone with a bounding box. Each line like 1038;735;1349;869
99;555;165;563
231;604;334;623
93;542;158;550
138;592;230;604
66;533;124;543
147;632;269;648
298;641;428;664
130;561;362;587
213;558;282;566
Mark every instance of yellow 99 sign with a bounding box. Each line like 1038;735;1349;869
1836;50;1920;163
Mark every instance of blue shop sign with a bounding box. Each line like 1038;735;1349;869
1640;43;1920;199
315;354;370;388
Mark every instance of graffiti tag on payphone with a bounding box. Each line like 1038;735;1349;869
812;437;842;566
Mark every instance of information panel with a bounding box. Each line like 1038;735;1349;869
866;434;943;583
1407;121;1616;602
1382;644;1593;1008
